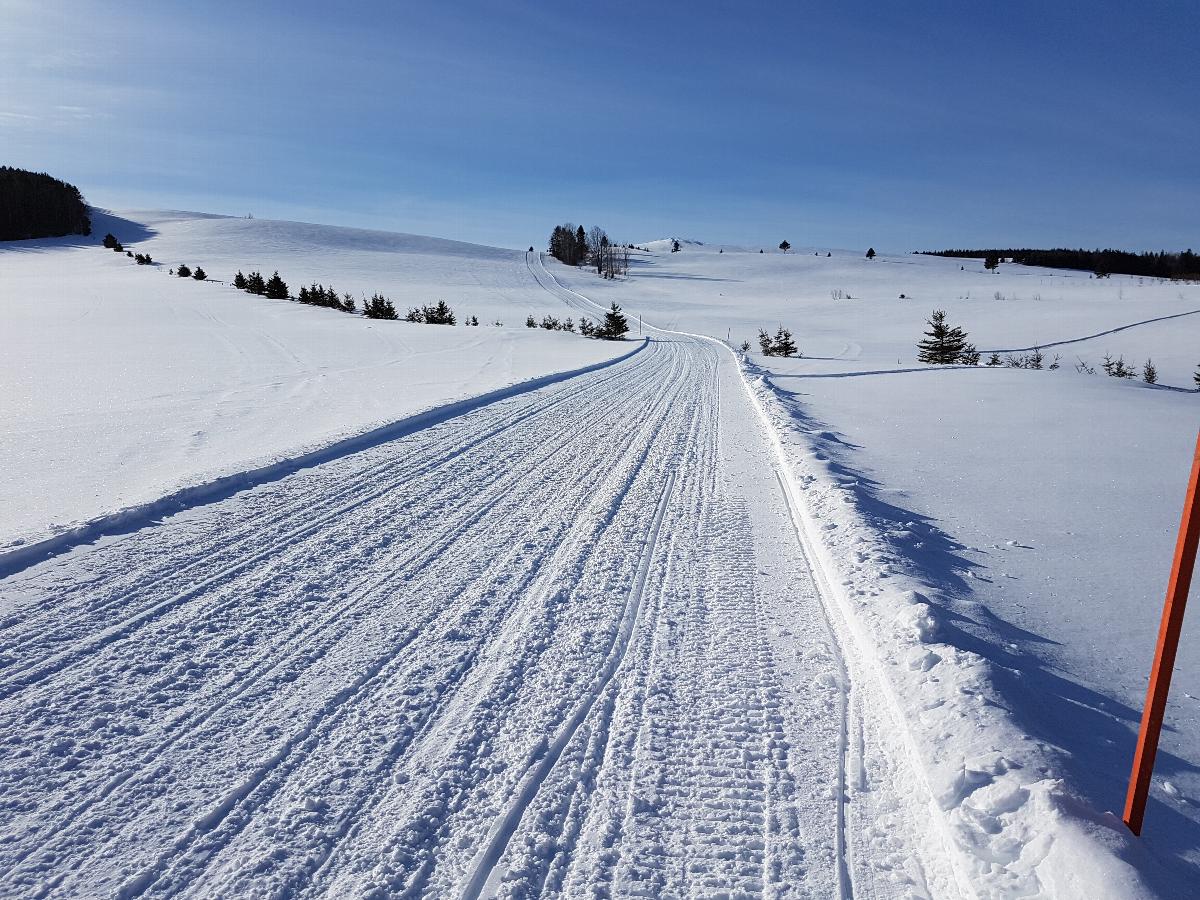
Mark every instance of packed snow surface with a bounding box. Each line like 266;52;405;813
2;214;1196;897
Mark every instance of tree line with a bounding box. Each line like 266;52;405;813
0;166;91;241
547;223;631;278
525;303;629;340
919;247;1200;280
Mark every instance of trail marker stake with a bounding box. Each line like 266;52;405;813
1123;426;1200;835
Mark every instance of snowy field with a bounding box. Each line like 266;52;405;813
2;212;1198;898
552;243;1200;894
0;210;627;560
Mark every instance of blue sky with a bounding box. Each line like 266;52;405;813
2;0;1196;251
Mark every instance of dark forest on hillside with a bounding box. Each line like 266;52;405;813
920;247;1199;280
0;166;91;241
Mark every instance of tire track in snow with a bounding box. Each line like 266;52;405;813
2;345;680;895
459;470;678;900
0;348;661;703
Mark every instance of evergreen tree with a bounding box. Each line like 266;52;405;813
579;318;595;336
422;300;456;324
1142;359;1158;384
103;233;118;249
917;310;968;364
192;267;206;281
986;352;1002;366
265;271;289;299
526;315;537;328
985;253;1000;272
177;264;192;278
597;302;629;340
364;293;398;319
0;166;91;240
758;329;773;355
246;271;267;295
233;271;247;290
773;326;798;357
866;247;876;259
779;240;791;252
959;343;981;365
575;226;587;266
671;240;681;253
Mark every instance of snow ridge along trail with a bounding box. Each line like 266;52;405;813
0;275;943;897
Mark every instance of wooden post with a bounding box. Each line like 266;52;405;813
1123;427;1200;835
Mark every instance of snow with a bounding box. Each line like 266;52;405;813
2;213;1198;897
0;210;627;559
551;244;1200;895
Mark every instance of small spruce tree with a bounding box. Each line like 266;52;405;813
866;247;876;259
984;253;1000;272
526;315;537;328
917;310;968;364
192;267;206;281
177;264;192;278
364;293;399;319
421;301;456;324
233;271;247;290
246;271;267;295
598;302;629;340
1142;359;1157;384
773;326;798;358
986;352;1002;366
758;329;773;355
265;271;288;299
779;240;791;252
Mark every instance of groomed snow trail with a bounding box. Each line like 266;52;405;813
1;304;941;895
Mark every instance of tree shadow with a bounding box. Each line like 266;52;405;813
760;370;1200;892
0;209;156;253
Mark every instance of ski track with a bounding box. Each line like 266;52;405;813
0;262;943;898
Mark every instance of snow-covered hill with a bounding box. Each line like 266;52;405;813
0;211;627;557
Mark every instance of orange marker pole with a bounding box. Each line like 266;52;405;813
1123;426;1200;835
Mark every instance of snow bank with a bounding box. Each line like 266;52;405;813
741;358;1162;898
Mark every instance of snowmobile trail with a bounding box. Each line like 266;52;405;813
0;275;943;897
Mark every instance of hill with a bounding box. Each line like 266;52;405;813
0;210;628;556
